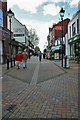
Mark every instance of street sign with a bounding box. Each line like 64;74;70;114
55;26;64;30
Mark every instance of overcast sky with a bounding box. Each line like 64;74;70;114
7;0;79;52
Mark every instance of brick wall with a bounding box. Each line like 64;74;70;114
54;18;70;40
2;2;7;29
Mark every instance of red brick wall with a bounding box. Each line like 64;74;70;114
54;18;70;40
2;2;7;29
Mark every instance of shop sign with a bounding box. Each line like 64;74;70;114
54;53;59;59
55;26;64;30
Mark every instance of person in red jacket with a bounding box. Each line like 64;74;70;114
15;51;23;69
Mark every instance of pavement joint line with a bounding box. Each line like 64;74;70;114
37;72;67;85
4;73;30;84
53;61;67;73
30;62;39;85
3;66;16;75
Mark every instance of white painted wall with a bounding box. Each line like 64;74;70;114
65;33;70;57
0;41;3;63
68;11;80;39
7;16;29;46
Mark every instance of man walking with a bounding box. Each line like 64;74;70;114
22;49;28;69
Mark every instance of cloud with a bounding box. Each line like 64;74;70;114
7;0;47;13
70;0;79;7
20;19;56;52
43;4;61;16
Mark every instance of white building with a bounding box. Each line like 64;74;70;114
68;10;80;59
7;15;29;46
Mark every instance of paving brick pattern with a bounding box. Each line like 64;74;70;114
2;57;79;119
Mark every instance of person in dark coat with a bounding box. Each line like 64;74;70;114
39;51;42;62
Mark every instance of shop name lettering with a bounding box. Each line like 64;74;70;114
74;36;77;40
70;36;78;42
13;28;24;33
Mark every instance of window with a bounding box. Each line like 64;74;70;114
72;22;76;36
14;34;24;37
0;9;3;27
70;26;71;38
77;19;79;34
58;40;60;45
55;40;57;46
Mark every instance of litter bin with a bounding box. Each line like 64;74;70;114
63;56;69;68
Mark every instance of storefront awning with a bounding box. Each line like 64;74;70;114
68;34;80;44
51;45;62;51
29;46;34;51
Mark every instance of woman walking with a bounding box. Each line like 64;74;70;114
15;51;23;69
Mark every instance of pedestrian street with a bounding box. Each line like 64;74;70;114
2;56;78;119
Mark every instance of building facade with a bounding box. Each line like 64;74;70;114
68;10;80;60
0;1;10;64
51;18;70;60
7;16;29;47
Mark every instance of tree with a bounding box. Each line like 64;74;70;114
34;46;40;55
28;29;39;47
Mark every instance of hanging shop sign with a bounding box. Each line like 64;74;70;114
54;26;64;30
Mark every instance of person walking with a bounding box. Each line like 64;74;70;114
22;49;28;69
39;51;42;62
15;51;23;69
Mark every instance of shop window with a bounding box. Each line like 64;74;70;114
0;9;3;27
77;19;79;34
70;26;71;38
72;22;76;36
55;40;57;46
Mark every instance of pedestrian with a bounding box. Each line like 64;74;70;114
22;49;28;69
15;50;23;69
39;51;42;62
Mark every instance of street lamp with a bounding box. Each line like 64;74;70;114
59;8;65;67
7;9;14;68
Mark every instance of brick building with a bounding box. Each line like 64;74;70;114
54;18;70;40
51;18;70;60
0;1;20;64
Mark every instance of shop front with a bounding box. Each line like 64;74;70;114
51;45;64;60
68;34;80;61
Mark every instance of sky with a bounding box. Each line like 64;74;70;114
7;0;79;52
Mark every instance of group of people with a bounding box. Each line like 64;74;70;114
15;49;43;69
15;49;28;69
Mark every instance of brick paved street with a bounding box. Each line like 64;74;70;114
2;56;79;119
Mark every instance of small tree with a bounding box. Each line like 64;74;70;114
28;29;39;47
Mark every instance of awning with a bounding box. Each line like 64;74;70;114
29;46;34;51
51;45;62;51
68;34;80;44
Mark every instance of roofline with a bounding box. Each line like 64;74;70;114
68;10;80;23
13;16;25;27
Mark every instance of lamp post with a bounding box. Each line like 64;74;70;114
7;9;14;68
59;8;65;67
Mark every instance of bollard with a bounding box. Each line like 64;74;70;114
65;56;67;68
7;56;9;70
14;57;15;66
